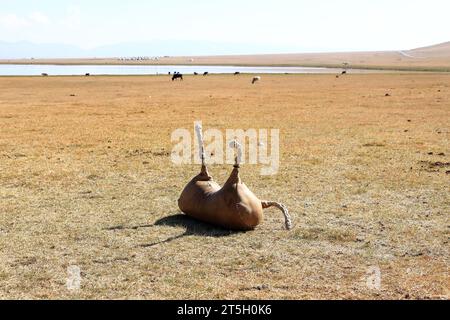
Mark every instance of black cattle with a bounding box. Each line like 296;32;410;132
234;72;240;75
172;73;183;81
341;70;347;75
41;73;48;77
85;73;90;76
203;72;209;76
194;72;198;75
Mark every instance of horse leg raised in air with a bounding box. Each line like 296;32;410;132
178;123;292;231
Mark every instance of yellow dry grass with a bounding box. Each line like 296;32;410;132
0;74;449;299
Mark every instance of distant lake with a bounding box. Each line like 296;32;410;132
0;64;370;76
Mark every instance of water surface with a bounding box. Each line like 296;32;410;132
0;64;366;76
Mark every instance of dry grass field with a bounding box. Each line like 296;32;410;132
0;74;449;299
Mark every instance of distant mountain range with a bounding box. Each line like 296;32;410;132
2;40;449;60
0;40;314;59
408;41;450;57
1;41;449;71
0;41;84;59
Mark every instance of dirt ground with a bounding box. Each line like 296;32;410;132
0;74;448;299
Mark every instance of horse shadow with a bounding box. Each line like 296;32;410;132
105;214;241;248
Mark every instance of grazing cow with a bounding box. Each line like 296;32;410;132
203;72;209;76
41;73;48;77
234;72;240;75
194;72;198;75
172;73;183;81
341;71;347;75
85;73;90;76
252;76;261;84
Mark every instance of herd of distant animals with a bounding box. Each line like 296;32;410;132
40;70;261;84
170;71;208;80
40;69;350;83
170;71;261;84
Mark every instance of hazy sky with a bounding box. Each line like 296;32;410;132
0;0;449;52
